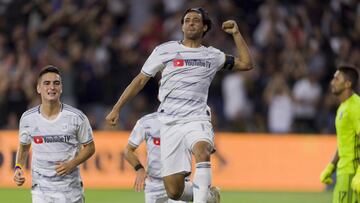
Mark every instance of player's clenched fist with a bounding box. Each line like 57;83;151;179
106;109;119;126
320;163;335;185
222;20;239;35
13;168;25;186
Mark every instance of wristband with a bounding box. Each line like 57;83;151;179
134;164;144;171
14;163;22;170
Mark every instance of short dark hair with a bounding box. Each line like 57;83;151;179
338;64;358;89
181;7;212;37
38;65;61;80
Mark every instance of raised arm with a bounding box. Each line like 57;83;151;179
222;20;254;71
13;144;31;186
123;144;147;192
106;72;151;126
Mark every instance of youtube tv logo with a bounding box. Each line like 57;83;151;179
33;136;44;144
153;137;160;146
173;59;184;67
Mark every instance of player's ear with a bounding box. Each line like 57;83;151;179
36;83;41;94
345;80;352;89
203;25;208;33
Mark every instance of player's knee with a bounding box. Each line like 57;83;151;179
165;186;183;200
193;142;212;162
194;152;211;162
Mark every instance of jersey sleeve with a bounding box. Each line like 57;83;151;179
141;46;165;77
128;120;146;148
19;117;31;145
77;117;94;145
210;47;226;71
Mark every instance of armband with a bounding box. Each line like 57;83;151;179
223;55;235;70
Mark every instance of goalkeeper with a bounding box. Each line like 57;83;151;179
320;65;360;203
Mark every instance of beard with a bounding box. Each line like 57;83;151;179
184;31;203;40
331;86;343;95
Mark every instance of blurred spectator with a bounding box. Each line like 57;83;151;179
292;72;322;133
222;72;251;131
0;0;358;134
264;73;294;133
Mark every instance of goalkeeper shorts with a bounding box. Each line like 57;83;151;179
333;174;360;203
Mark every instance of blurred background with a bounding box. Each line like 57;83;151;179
0;0;358;133
0;0;359;202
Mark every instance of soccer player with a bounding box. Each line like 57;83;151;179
13;66;95;203
124;112;189;203
106;7;253;203
320;65;360;203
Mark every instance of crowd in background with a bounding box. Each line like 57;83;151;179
0;0;359;134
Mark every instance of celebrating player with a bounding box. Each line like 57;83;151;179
320;65;360;203
106;7;253;203
124;112;190;203
13;66;95;203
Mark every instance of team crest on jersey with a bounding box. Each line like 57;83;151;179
34;126;40;133
62;124;68;131
339;112;343;120
153;137;160;146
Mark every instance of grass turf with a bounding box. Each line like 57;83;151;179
0;188;332;203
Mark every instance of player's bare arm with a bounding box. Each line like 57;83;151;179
123;144;147;192
222;20;254;71
331;149;339;165
55;141;95;176
106;73;151;126
13;144;31;186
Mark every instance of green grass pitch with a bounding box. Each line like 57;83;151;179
0;188;332;203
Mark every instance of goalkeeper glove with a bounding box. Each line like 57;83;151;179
351;167;360;192
320;163;335;184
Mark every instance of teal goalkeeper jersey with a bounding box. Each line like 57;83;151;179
336;93;360;175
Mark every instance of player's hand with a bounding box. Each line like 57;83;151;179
134;168;147;192
13;168;26;186
222;20;240;35
351;168;360;192
105;109;120;126
55;161;76;176
320;163;335;184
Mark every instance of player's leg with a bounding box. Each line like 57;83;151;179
192;141;213;203
161;123;192;200
333;174;354;203
31;185;51;203
163;173;187;200
185;121;218;203
145;192;159;203
32;192;51;203
145;178;169;203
